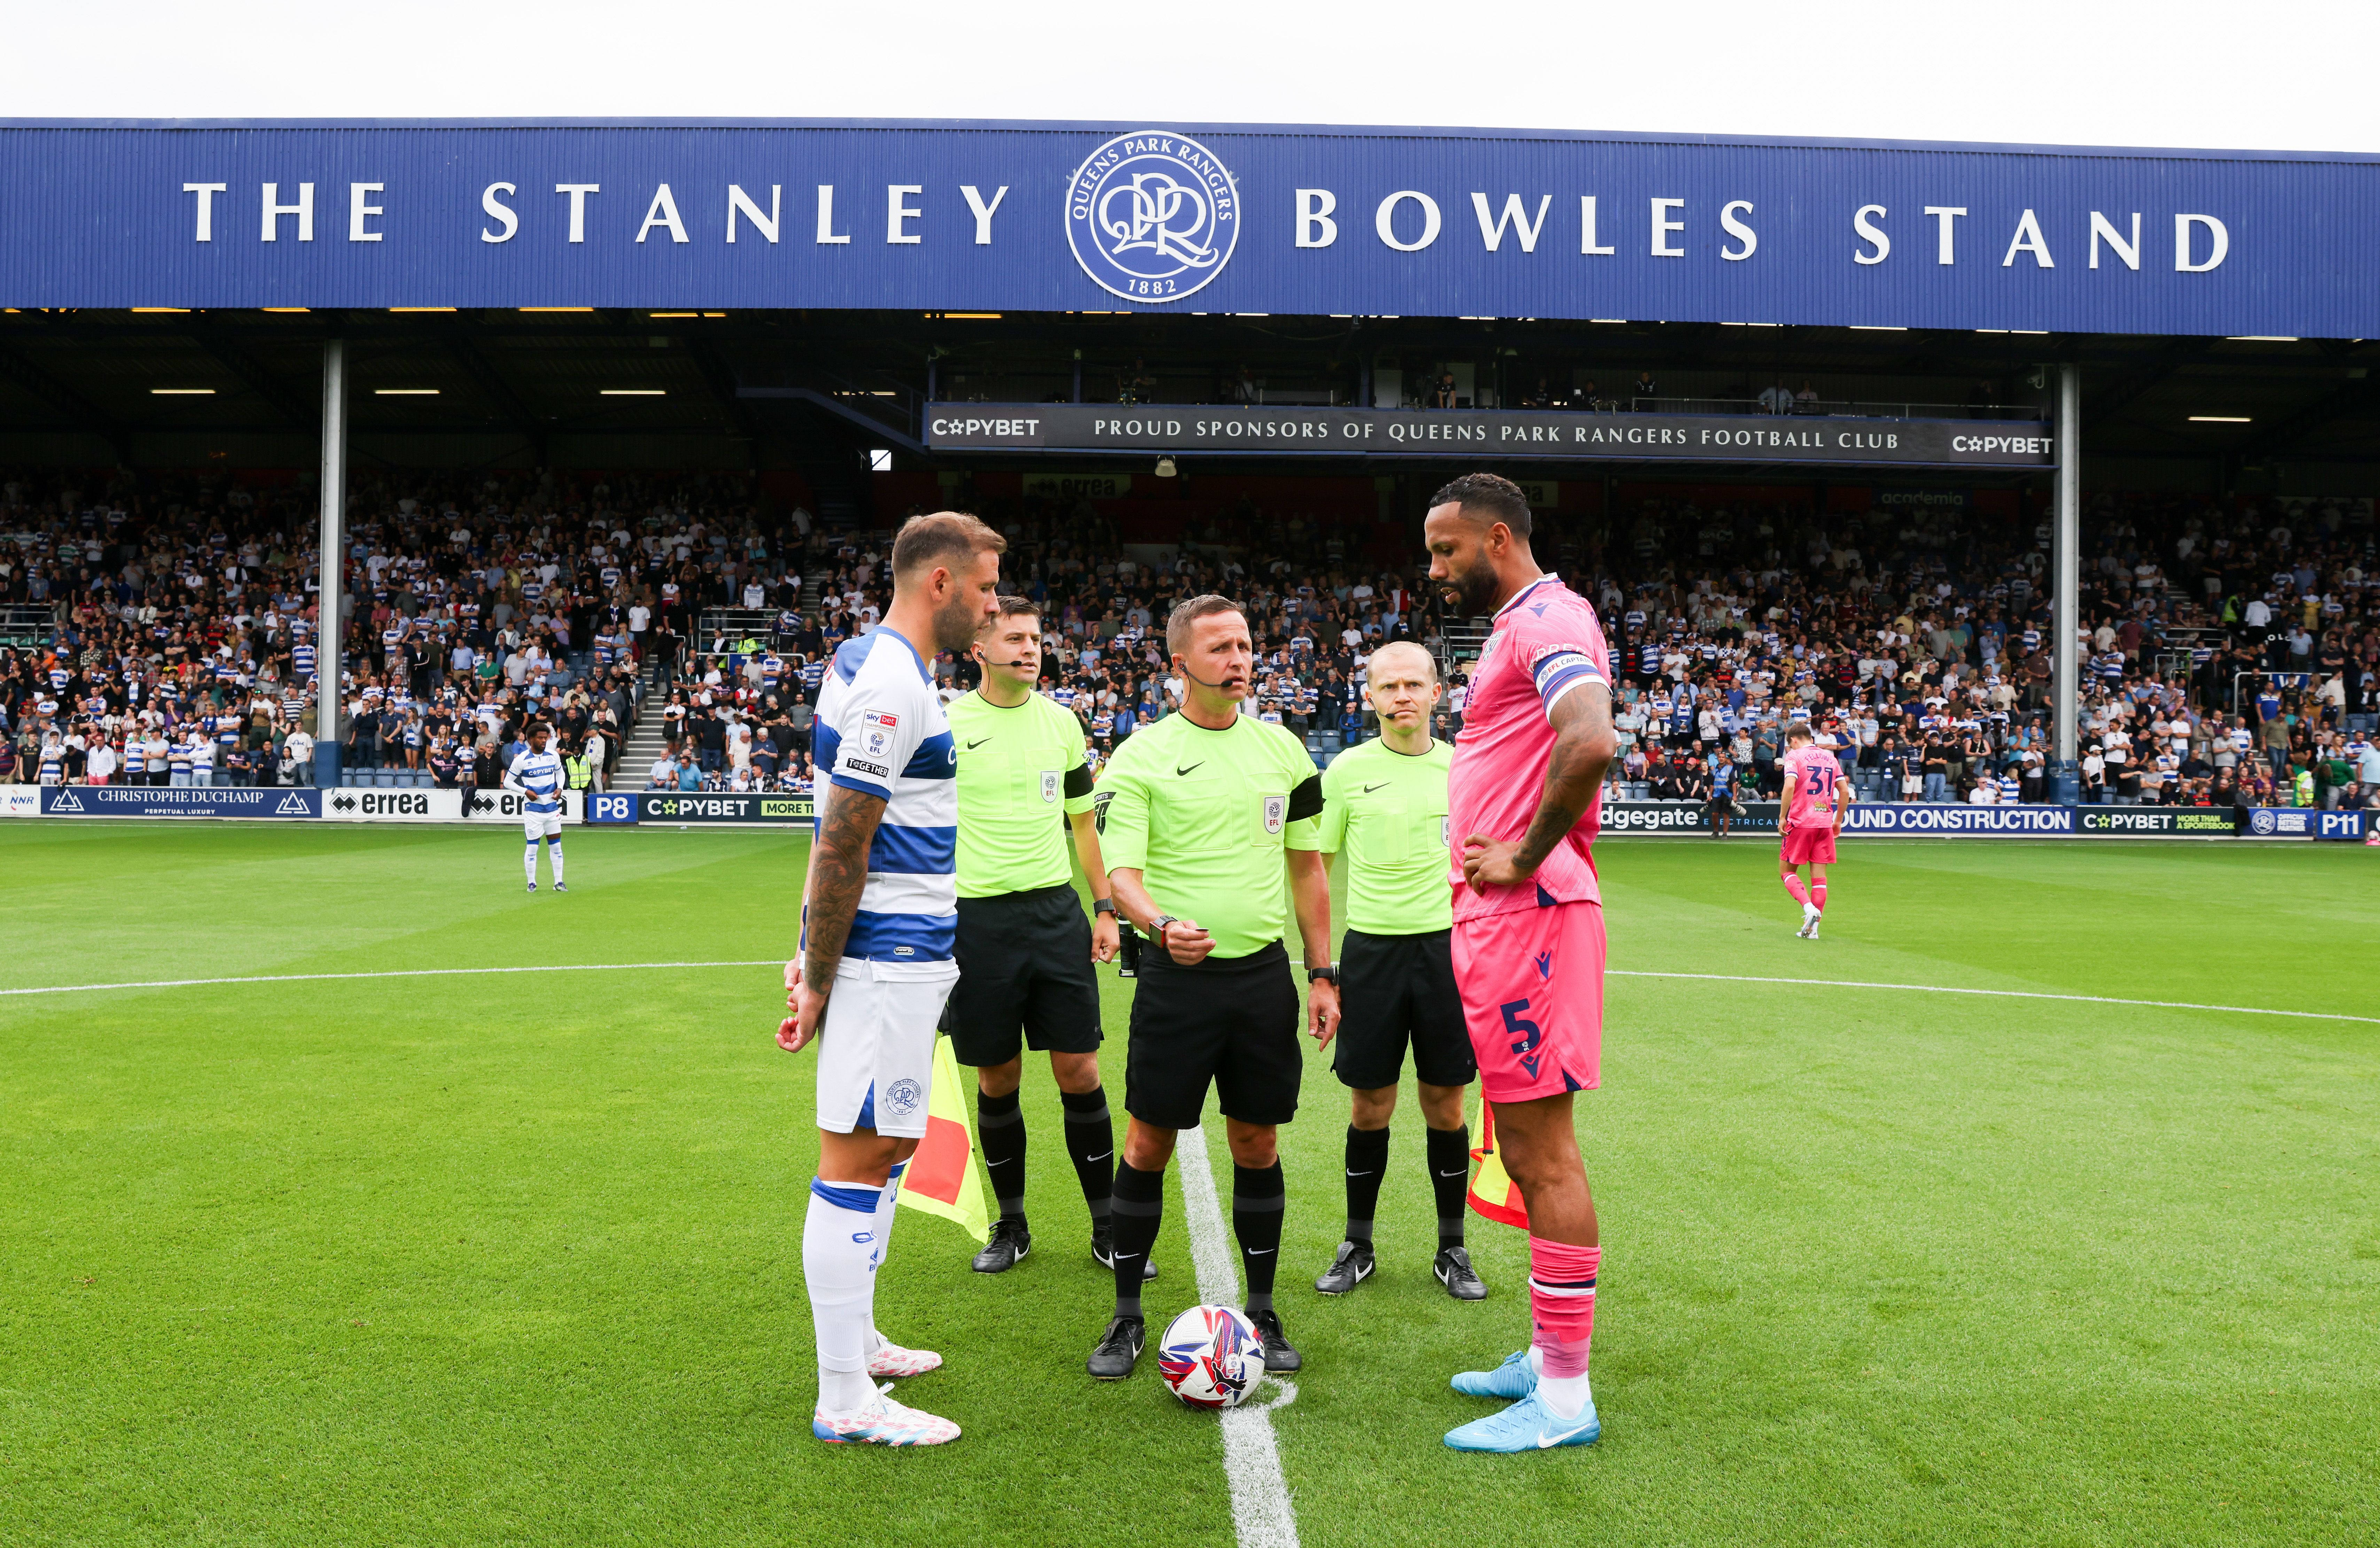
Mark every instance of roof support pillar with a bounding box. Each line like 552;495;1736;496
313;337;348;789
2053;362;2081;770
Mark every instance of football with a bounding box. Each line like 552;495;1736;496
1157;1304;1262;1410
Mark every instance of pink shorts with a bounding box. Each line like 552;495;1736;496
1781;826;1837;867
1451;899;1604;1104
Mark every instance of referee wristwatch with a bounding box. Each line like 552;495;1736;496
1305;962;1339;984
1147;914;1179;943
1093;898;1117;916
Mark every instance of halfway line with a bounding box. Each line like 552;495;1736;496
0;961;785;998
1176;1122;1302;1548
1608;970;2380;1026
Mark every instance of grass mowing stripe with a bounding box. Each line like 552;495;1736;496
0;961;786;996
1178;1122;1303;1548
1607;970;2380;1025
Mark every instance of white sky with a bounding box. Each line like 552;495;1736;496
4;0;2376;156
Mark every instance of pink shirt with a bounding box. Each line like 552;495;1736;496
1446;574;1612;921
1780;744;1845;831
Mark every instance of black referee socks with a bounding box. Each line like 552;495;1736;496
1233;1162;1286;1313
975;1087;1027;1225
1109;1159;1164;1319
1427;1124;1471;1250
1343;1125;1391;1249
1060;1086;1116;1225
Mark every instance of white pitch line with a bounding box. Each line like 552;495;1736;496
1175;1122;1301;1548
0;961;784;998
1608;970;2380;1026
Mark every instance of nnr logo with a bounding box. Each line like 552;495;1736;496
1066;131;1240;304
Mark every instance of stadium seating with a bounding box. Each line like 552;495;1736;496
1;468;2374;813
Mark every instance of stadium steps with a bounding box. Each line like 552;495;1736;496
618;653;674;776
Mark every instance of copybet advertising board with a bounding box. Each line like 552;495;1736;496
0;120;2370;337
599;791;816;824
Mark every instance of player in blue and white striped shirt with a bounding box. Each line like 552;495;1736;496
776;511;1004;1448
503;721;570;893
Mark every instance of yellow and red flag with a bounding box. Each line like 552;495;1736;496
897;1034;991;1244
1467;1099;1530;1229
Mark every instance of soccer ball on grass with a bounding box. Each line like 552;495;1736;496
1157;1304;1262;1409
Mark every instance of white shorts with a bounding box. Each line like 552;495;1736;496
522;812;564;840
814;957;961;1140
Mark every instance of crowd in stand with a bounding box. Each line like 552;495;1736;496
4;467;2377;818
1584;488;2380;812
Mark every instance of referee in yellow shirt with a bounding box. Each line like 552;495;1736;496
947;597;1153;1281
1083;595;1340;1382
1310;641;1486;1300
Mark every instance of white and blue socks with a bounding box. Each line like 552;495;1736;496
805;1177;882;1414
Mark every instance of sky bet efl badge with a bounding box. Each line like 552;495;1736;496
1066;130;1239;304
862;709;898;759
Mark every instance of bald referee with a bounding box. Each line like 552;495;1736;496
947;596;1154;1282
1084;595;1340;1381
1310;641;1487;1301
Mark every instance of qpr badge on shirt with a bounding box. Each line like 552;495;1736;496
1263;794;1286;835
1041;770;1060;804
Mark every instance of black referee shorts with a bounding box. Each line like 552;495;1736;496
1332;928;1476;1091
944;883;1103;1066
1125;940;1303;1130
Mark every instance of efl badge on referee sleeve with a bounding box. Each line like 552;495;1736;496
1263;794;1286;835
1041;770;1060;804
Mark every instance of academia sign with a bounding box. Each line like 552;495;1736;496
926;405;2052;468
0;120;2366;336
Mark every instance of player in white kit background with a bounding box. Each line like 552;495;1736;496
503;722;568;894
777;511;1006;1448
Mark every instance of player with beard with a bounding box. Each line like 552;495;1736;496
778;511;1004;1447
1424;473;1619;1454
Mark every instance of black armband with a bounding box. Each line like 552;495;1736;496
1285;772;1324;823
1063;764;1095;799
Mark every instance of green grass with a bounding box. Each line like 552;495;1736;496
1;823;2374;1547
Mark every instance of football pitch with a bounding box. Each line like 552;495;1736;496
1;823;2373;1548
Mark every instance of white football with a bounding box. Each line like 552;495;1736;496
1157;1304;1262;1409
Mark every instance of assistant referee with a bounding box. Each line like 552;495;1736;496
1309;641;1487;1301
1084;594;1340;1382
947;596;1152;1280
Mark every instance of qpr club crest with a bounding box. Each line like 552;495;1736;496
1066;130;1240;304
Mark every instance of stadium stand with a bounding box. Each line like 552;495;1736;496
3;467;2375;814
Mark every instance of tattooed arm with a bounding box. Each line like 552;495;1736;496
777;780;887;1054
1460;681;1617;890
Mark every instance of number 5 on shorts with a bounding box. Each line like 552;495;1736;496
1500;998;1542;1057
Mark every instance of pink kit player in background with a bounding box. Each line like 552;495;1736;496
1776;723;1846;939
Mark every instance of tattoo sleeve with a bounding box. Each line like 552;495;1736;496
1513;682;1619;873
803;781;888;990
